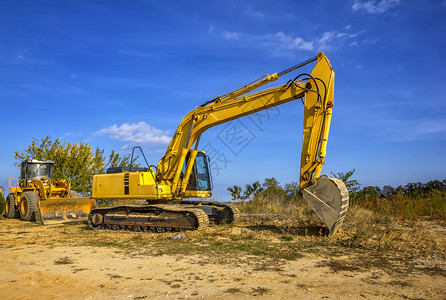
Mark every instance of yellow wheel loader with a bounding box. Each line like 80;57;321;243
88;52;349;236
6;160;96;224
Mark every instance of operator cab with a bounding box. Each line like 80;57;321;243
183;152;212;192
20;160;54;187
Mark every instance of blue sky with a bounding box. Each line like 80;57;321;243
1;0;445;199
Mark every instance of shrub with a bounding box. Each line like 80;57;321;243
0;192;5;214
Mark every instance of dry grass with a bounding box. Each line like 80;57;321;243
54;256;75;265
354;190;446;220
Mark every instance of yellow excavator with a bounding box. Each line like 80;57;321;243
5;159;96;224
89;52;349;236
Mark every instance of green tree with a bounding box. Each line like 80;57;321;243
0;188;5;214
106;149;138;169
331;168;361;194
284;181;302;202
362;186;382;198
382;185;396;197
242;181;263;201
260;177;286;201
227;185;243;201
14;136;135;196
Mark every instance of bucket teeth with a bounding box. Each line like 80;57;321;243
302;177;349;236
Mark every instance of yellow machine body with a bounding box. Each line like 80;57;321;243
93;171;172;200
92;171;211;200
93;149;213;201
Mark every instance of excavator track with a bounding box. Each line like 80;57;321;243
180;200;240;224
88;204;209;232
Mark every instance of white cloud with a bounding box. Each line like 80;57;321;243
352;0;400;14
64;131;83;137
97;122;171;145
223;31;242;40
362;38;378;45
222;31;315;51
220;28;365;56
245;7;264;19
292;37;314;51
118;49;154;59
318;32;336;49
89;76;160;89
345;25;352;30
275;32;314;51
364;116;446;142
413;120;446;137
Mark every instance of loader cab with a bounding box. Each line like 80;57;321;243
182;152;212;192
20;160;54;182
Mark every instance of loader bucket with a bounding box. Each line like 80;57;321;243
302;177;349;236
35;197;96;225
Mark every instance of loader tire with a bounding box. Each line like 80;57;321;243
69;190;79;198
19;191;39;221
5;193;19;219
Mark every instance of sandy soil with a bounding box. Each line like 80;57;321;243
0;217;445;299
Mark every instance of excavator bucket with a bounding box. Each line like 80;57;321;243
302;177;349;236
35;197;96;225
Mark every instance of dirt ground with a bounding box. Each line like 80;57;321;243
0;215;445;300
